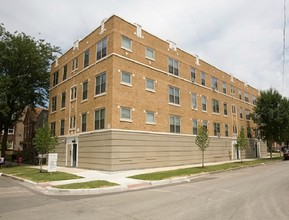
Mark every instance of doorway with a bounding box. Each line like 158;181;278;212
72;143;77;167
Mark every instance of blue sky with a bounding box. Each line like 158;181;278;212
1;0;288;97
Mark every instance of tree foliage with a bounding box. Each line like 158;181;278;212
252;88;289;158
34;123;57;172
236;127;248;162
195;126;210;167
0;24;60;157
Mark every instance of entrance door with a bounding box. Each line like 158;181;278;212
72;143;77;167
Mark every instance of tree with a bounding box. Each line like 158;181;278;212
252;88;289;158
34;123;57;172
195;126;210;168
236;127;248;162
0;24;60;157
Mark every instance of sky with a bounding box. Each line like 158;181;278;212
1;0;288;97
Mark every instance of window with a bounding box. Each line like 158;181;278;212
213;123;220;136
201;72;206;86
52;71;58;87
202;96;207;111
82;113;87;132
211;77;218;90
83;49;90;68
61;92;66;108
244;92;249;102
202;120;208;130
169;86;180;105
145;48;155;60
121;36;132;50
82;81;88;100
240;107;243;118
246;109;250;120
70;86;77;100
247;127;252;138
51;96;57;112
50;122;56;136
222;81;227;94
238;90;242;100
72;57;78;71
60;119;65;135
120;107;132;121
95;72;106;95
168;58;179;76
95;109;105;130
97;37;107;60
231;85;235;95
121;71;132;85
69;116;76;129
63;65;67;81
233;124;238;134
232;105;237;114
145;78;155;91
146;111;155;124
7;140;13;150
225;124;229;137
224;103;228;116
192;119;198;135
8;126;14;135
212;99;220;113
191;68;196;82
170;115;180;133
191;93;197;109
252;96;257;105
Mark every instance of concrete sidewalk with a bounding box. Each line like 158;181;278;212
2;159;258;195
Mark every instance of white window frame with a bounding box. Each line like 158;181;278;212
146;111;155;124
191;93;197;110
145;48;155;60
120;107;132;122
145;78;155;92
70;86;77;101
192;119;198;135
121;36;132;51
121;71;132;86
169;86;180;105
202;96;207;112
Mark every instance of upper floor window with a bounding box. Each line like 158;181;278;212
240;107;243;119
69;116;76;129
170;115;180;133
63;65;67;81
168;58;179;76
191;68;196;82
145;48;155;60
146;78;155;91
232;105;237;115
95;109;105;130
52;71;59;87
213;123;220;136
121;36;132;51
244;92;249;102
121;71;132;86
50;122;56;136
191;93;197;109
83;49;90;68
95;72;106;95
8;126;14;135
72;57;78;71
238;90;242;100
82;80;88;100
169;86;180;105
211;77;218;91
202;96;207;111
223;103;228;116
224;124;229;137
231;85;235;95
81;113;87;132
201;72;206;86
222;81;227;94
70;86;77;101
212;99;220;113
60;119;65;136
192;119;198;135
146;111;155;124
246;109;250;120
252;96;257;105
61;92;66;108
51;96;57;112
97;37;107;60
202;120;208;130
120;107;132;122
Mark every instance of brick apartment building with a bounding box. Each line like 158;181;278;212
49;15;267;171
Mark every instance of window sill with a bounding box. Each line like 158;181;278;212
81;99;88;104
120;119;132;123
50;111;57;115
146;122;156;125
169;103;181;107
145;56;155;62
212;112;220;116
191;108;198;111
70;98;77;102
202;110;208;113
121;47;132;53
120;82;132;87
145;88;156;93
94;93;106;99
60;107;66;111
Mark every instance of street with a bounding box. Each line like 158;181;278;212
1;161;289;220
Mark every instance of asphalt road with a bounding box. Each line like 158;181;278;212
1;161;289;220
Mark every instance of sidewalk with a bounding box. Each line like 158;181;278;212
3;159;257;195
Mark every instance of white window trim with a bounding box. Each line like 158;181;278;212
121;71;132;87
145;48;155;61
120;107;132;122
121;36;132;52
145;111;156;125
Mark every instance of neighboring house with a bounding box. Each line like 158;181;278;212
22;108;48;163
49;15;267;171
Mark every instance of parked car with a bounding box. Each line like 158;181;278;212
284;148;289;160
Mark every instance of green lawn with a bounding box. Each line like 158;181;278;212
53;180;119;189
0;166;82;183
129;158;282;181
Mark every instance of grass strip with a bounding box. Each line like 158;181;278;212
0;166;82;182
53;180;118;189
129;158;282;181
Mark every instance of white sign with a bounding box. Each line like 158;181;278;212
48;153;58;172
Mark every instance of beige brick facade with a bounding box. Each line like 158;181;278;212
49;15;266;171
